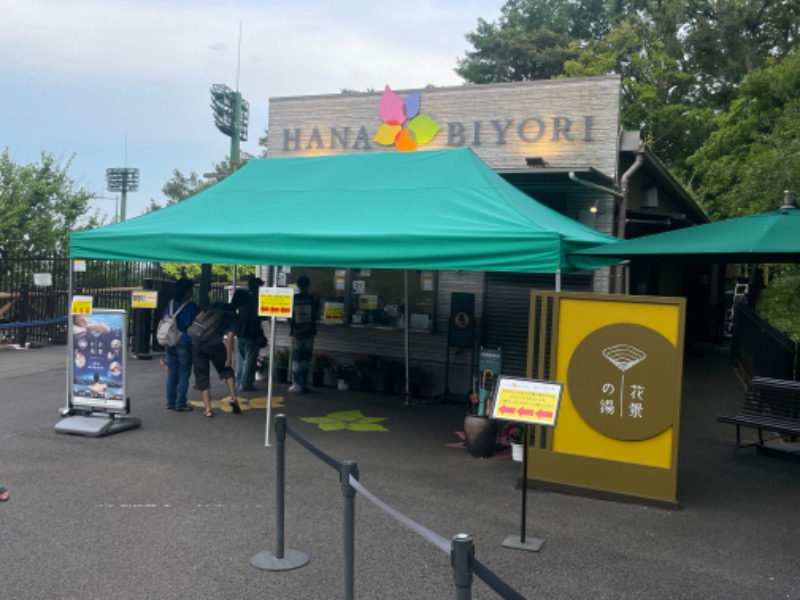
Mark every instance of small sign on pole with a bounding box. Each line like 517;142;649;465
491;376;563;428
258;286;294;318
131;290;158;309
492;375;563;554
70;295;94;316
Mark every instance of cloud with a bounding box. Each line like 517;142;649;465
0;0;504;217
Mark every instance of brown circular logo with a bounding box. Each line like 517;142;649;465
566;323;676;441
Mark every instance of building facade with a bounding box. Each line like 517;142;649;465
264;76;708;394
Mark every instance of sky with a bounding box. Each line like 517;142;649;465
1;0;506;221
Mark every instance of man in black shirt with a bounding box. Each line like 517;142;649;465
236;276;265;392
288;275;317;393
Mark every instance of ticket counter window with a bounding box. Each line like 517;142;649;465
282;267;435;330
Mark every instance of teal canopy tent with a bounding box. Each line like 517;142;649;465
69;148;618;442
70;148;616;273
573;193;800;264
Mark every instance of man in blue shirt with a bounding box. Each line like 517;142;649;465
163;278;200;412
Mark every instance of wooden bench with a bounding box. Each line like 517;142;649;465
717;376;800;449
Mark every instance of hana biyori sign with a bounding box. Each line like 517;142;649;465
268;77;621;173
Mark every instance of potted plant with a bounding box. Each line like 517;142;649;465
353;354;383;392
274;348;290;384
381;360;405;395
311;353;334;387
255;354;269;381
334;363;355;391
408;365;433;398
502;421;527;462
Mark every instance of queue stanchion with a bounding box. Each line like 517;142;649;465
250;414;309;571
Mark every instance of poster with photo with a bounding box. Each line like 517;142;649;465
69;309;127;413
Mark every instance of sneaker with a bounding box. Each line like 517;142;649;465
288;384;303;393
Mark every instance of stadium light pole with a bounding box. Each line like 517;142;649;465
210;83;249;171
105;168;139;222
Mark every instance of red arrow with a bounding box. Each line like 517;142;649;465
518;407;534;416
499;405;515;415
536;409;553;419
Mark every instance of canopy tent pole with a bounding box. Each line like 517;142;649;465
403;269;411;406
62;260;75;415
556;269;561;292
264;265;277;447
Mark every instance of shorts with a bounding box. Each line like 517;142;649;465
192;342;235;391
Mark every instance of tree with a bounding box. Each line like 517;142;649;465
681;0;800;110
161;169;211;206
688;53;800;219
563;15;714;179
455;0;598;83
456;0;800;182
0;149;98;259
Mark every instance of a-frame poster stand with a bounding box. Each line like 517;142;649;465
56;305;141;438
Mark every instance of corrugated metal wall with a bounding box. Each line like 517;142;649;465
482;272;593;377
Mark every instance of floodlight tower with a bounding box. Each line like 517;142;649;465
105;168;139;222
210;83;249;170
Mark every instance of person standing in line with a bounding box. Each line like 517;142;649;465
288;275;317;393
236;276;265;392
164;278;200;412
191;290;249;417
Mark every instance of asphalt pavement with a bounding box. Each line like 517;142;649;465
0;343;798;599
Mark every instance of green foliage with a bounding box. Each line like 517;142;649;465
159;263;254;281
456;0;593;83
0;149;98;258
335;363;355;380
353;354;383;377
274;348;290;369
457;0;800;180
756;266;800;344
689;53;800;219
312;352;335;372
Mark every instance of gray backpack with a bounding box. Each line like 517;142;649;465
156;301;187;347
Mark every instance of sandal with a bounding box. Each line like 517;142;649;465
229;400;242;415
203;410;214;418
0;487;9;502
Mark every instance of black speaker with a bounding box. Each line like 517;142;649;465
448;292;475;349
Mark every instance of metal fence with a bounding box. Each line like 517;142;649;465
731;303;799;381
0;254;166;346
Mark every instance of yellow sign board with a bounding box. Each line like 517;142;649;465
70;295;93;316
491;376;563;427
131;290;158;309
525;291;686;508
359;294;378;310
323;302;345;324
258;286;294;318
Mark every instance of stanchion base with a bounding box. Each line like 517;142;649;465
502;534;544;553
250;549;309;571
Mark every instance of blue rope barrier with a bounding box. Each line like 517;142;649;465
0;316;68;329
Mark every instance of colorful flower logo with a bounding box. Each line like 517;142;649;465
373;85;441;151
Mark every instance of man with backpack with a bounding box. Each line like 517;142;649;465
161;278;200;412
189;289;249;418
